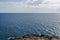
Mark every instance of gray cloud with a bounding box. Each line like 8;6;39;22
0;0;60;13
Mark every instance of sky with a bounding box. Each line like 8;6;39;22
0;0;60;13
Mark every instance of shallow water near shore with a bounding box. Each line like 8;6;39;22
0;13;60;40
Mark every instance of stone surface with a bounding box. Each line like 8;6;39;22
8;34;60;40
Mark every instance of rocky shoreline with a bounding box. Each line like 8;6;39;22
8;34;60;40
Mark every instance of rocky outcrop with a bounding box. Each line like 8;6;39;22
8;34;60;40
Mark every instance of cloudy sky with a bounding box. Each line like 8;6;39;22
0;0;60;13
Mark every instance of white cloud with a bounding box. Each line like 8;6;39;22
42;0;60;4
22;0;60;9
0;0;60;13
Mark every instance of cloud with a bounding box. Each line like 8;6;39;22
0;0;60;8
42;0;60;4
24;0;60;9
0;0;60;13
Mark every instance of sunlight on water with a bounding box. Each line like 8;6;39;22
0;13;60;40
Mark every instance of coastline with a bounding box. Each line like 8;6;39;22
8;34;60;40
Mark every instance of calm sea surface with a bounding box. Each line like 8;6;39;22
0;13;60;40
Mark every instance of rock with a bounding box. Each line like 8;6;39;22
8;34;60;40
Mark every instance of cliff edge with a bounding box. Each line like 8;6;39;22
8;34;60;40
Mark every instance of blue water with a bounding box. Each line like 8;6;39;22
0;13;60;40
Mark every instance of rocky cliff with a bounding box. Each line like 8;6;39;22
8;34;60;40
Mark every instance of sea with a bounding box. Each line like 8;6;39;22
0;13;60;40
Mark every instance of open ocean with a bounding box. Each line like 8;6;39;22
0;13;60;40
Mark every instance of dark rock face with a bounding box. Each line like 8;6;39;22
8;34;60;40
